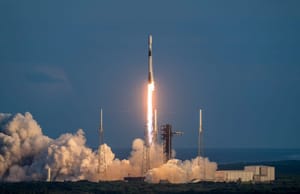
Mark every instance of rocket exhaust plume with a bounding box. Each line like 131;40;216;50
147;34;155;146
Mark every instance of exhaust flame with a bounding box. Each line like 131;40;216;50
147;82;154;145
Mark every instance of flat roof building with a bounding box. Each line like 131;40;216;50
244;165;275;182
215;170;253;182
215;165;275;183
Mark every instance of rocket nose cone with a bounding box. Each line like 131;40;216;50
148;35;152;45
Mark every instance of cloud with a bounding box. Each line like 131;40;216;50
26;72;64;84
26;66;68;84
24;66;72;95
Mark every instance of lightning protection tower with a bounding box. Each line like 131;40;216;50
98;108;107;180
198;109;204;160
198;109;205;180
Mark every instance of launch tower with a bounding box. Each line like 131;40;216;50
160;124;183;162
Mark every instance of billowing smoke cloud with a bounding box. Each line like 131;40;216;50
146;157;217;183
0;112;51;181
0;112;217;183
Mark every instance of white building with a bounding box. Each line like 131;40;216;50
215;165;275;182
244;165;275;182
215;170;253;182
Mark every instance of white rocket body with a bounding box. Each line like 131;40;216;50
148;35;154;83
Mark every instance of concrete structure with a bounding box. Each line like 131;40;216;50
244;165;275;182
215;170;253;182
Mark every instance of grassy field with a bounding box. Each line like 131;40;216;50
0;160;299;194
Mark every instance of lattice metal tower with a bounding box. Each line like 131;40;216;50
160;124;183;163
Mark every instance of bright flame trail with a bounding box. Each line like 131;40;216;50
147;82;154;145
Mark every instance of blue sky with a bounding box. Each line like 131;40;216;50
0;0;299;149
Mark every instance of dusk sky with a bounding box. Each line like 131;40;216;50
0;0;299;149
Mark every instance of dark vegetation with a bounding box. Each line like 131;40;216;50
1;160;299;194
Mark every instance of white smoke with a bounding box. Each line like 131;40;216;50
146;157;217;183
0;112;217;183
0;112;51;180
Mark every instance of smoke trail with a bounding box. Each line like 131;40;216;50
0;112;217;183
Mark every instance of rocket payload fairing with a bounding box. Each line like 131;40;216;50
148;35;154;83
